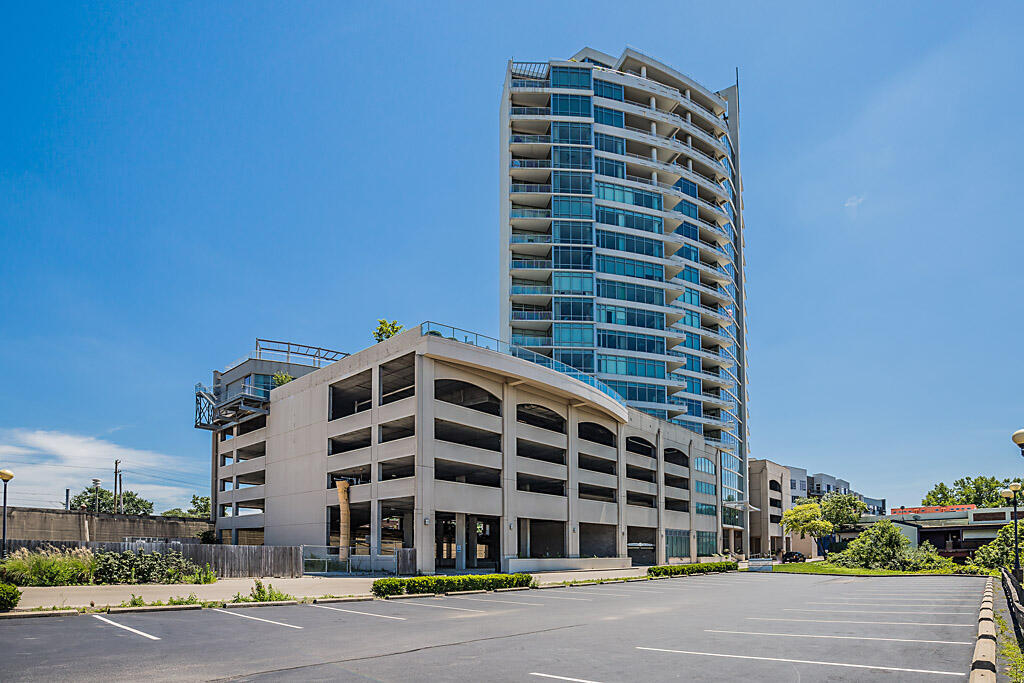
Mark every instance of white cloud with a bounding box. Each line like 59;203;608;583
843;195;864;209
0;429;204;512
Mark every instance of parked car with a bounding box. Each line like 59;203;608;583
781;551;806;563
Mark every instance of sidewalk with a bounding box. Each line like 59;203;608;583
16;566;653;609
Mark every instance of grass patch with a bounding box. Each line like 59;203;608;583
230;579;294;603
771;561;998;576
996;601;1024;682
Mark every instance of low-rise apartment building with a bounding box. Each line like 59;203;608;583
196;324;738;574
748;459;792;556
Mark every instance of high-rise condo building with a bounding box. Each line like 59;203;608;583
500;47;750;551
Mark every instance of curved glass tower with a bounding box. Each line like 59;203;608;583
500;47;750;552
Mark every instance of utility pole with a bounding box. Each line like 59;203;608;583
113;460;120;514
91;478;101;514
118;472;124;515
65;488;70;511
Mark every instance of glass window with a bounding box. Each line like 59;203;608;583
675;309;700;328
550;66;591;90
552;323;594;347
597;355;665;378
553;297;593;321
694;457;716;474
674;178;697;198
554;221;592;245
596;254;663;281
666;529;690;559
552;146;592;170
676;222;699;241
552;197;592;219
594;156;625;179
594;132;625;155
674;199;698;219
552;271;593;295
551;122;592;145
595;303;664;330
605;379;665;403
695;481;716;495
593;105;624;127
593;79;624;101
680;266;700;284
596;230;663;257
551;94;592;117
671;352;700;372
695;502;717;516
597;329;665;354
671;396;702;417
554;349;594;373
553;246;593;270
678;244;699;263
595;206;663;234
595;182;663;210
672;418;703;435
552;171;592;195
596;279;664;306
678;331;701;350
696;530;717;556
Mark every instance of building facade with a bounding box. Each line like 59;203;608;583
197;325;733;574
499;47;750;554
747;459;792;557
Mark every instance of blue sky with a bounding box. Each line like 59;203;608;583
1;1;1022;511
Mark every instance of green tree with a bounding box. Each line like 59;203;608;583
372;319;404;342
830;519;909;569
973;521;1024;569
819;492;867;530
70;487;154;515
272;372;294;387
781;503;833;553
162;495;210;518
922;476;1024;508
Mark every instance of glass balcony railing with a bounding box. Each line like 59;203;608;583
511;311;552;321
511;79;551;89
510;234;552;244
511;159;552;169
511;285;553;295
510;208;551;219
511;335;552;347
510;134;552;144
511;183;552;193
421;322;625;405
511;259;553;269
511;107;551;116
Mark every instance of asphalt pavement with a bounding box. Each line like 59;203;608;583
0;572;986;682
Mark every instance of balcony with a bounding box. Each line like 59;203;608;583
511;79;551;90
511;311;553;321
511;183;552;194
511;106;551;116
511;159;552;169
511;284;553;296
510;234;553;244
511;259;553;270
511;335;552;347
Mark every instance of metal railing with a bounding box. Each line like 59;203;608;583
511;184;552;193
510;208;551;218
511;79;551;89
511;310;552;320
511;259;553;269
511;159;552;169
510;233;553;244
510;134;552;144
511;335;553;346
422;322;626;405
511;285;552;295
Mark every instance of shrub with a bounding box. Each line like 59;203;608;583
231;579;294;603
183;563;217;585
647;562;737;577
371;573;533;597
0;583;21;610
93;549;207;585
0;546;96;586
830;520;908;569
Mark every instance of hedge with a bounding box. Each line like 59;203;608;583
371;573;533;597
0;583;21;610
647;561;737;577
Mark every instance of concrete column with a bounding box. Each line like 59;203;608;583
616;425;628;558
655;429;666;566
689;528;697;563
403;512;414;548
649;95;656;110
209;433;218;524
519;519;530;558
715;448;724;555
684;88;690;100
500;382;519;572
455;513;466;570
650;121;657;136
466;515;478;569
640;66;647;78
414;354;436;574
566;405;579;558
686;134;692;146
370;364;382;557
651;171;658;185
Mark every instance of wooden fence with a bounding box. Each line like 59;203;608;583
3;540;303;578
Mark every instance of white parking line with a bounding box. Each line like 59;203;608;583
748;617;975;627
446;596;544;607
523;594;592;601
311;604;406;620
786;608;973;615
705;629;974;645
529;674;605;683
91;614;161;641
635;646;965;676
210;608;303;629
572;590;631;597
808;601;977;606
395;600;484;613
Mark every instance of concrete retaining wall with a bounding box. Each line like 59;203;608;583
5;506;212;543
506;557;632;572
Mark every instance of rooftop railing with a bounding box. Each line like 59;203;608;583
421;322;626;405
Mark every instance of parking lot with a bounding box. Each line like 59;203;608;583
0;572;985;681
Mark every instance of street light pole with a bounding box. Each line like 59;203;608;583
1002;483;1022;582
0;470;13;559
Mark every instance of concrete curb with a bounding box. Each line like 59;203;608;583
107;604;203;614
385;593;435;599
445;590;487;596
533;584;565;589
970;577;997;681
626;578;649;582
0;609;79;619
312;596;373;603
494;586;531;592
223;600;300;608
